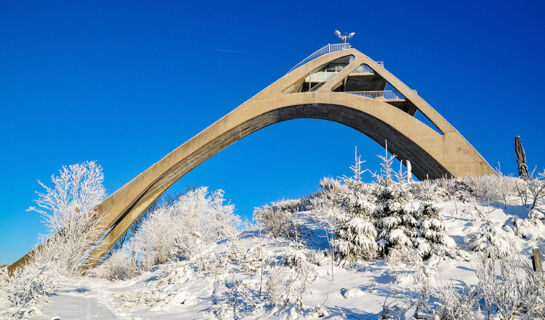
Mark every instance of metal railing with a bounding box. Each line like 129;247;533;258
288;43;351;72
351;61;385;74
346;90;404;101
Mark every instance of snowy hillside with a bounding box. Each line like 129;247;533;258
1;160;545;319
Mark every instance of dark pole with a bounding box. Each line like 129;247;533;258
515;136;529;179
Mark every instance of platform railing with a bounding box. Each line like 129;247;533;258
351;61;385;74
346;90;403;101
288;43;351;72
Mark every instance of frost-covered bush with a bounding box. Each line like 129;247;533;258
211;278;263;319
254;200;299;239
267;262;310;310
98;187;241;275
476;253;545;319
283;249;307;267
136;187;240;270
395;253;545;319
369;150;452;258
516;169;545;209
468;217;517;257
93;249;137;280
374;182;418;253
0;263;57;319
403;282;481;320
513;210;545;240
413;175;518;204
464;175;517;202
319;176;342;193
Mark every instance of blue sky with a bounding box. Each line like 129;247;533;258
1;0;544;264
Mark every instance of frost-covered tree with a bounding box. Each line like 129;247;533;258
28;161;106;275
322;148;453;263
374;181;419;255
333;181;378;262
372;150;452;259
1;161;106;319
334;214;378;263
416;201;454;258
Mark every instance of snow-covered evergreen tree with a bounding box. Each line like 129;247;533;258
374;182;419;255
333;193;378;262
468;207;517;257
372;148;452;259
416;201;453;258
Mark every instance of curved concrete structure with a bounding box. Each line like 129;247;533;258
9;47;495;273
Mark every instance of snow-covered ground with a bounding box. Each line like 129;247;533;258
31;196;544;319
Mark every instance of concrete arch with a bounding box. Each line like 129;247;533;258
9;47;495;273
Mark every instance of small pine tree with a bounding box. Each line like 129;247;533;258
469;207;515;257
416;202;450;258
334;192;378;262
333;148;378;263
372;146;451;259
374;182;418;255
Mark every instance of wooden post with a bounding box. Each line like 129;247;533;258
515;136;529;179
531;247;542;272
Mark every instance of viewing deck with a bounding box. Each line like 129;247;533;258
289;44;417;116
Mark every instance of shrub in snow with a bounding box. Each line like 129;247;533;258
316;160;379;264
0;263;57;320
283;249;307;267
467;206;518;257
93;248;137;280
397;253;545;319
99;187;241;274
513;210;545;240
469;222;516;257
319;149;453;264
267;262;310;311
404;282;481;320
371;150;422;256
476;253;545;319
319;176;341;193
369;149;453;259
464;174;517;203
211;278;264;320
385;247;422;269
413;175;519;205
416;201;454;257
254;200;299;239
374;183;417;254
516;169;545;210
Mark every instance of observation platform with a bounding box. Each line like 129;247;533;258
289;43;417;115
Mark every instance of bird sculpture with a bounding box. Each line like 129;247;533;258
334;30;355;44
